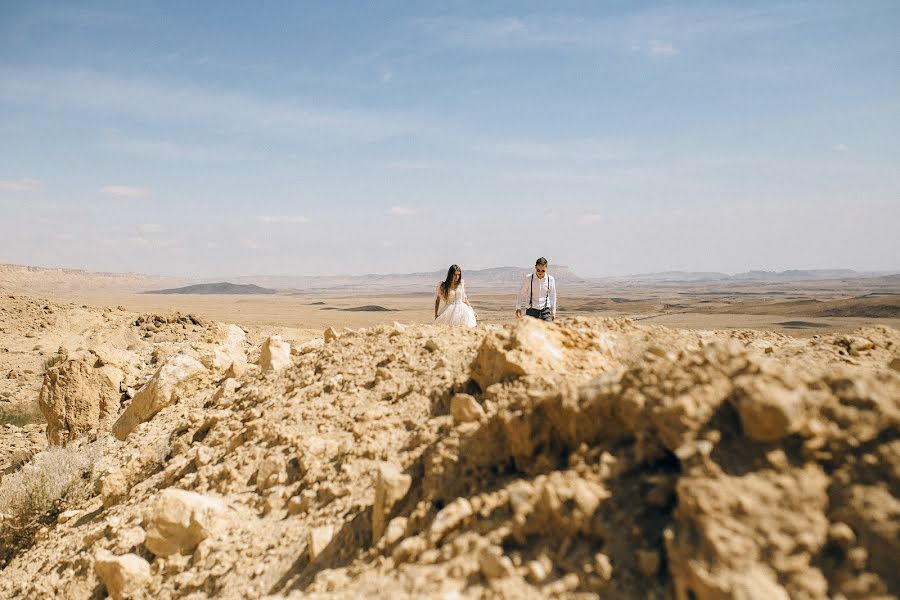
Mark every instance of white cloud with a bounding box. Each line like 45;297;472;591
648;40;677;56
101;185;149;198
389;206;418;216
103;134;251;162
577;211;604;225
832;143;849;152
257;215;310;224
0;178;41;192
139;223;163;233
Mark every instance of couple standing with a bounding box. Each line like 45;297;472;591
433;257;557;327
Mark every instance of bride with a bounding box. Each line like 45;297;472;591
434;264;477;327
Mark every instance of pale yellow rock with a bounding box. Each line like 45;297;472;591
101;469;129;509
480;546;515;579
38;358;121;445
308;524;335;561
113;354;208;440
372;462;412;541
143;488;226;557
324;326;339;343
450;393;485;423
733;375;806;443
94;550;151;600
430;498;473;543
258;335;291;372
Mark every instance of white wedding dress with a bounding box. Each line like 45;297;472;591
435;281;477;327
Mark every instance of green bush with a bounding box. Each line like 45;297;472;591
0;445;100;567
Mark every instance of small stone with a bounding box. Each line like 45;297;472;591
450;394;485;423
479;546;515;579
429;498;473;543
594;553;613;581
526;559;549;583
828;522;856;550
383;517;407;547
324;327;339;343
889;357;900;372
372;462;412;541
100;470;129;509
424;339;439;352
94;550;151;600
308;524;334;561
57;509;81;524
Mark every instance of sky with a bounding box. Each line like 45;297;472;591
1;1;898;278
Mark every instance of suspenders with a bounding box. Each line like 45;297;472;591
529;274;552;310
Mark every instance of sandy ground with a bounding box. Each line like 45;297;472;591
38;288;900;340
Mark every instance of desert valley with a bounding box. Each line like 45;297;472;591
0;263;897;599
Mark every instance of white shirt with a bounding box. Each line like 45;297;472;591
516;273;557;314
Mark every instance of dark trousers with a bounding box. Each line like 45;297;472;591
525;307;553;321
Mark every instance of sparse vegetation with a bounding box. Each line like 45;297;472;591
41;354;64;373
0;445;100;567
0;401;43;427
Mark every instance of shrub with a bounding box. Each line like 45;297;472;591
0;400;43;427
42;355;64;373
0;444;100;567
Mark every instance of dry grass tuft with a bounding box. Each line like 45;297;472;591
0;400;43;427
0;445;100;567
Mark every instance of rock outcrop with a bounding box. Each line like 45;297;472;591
112;354;207;440
143;488;226;557
38;358;122;445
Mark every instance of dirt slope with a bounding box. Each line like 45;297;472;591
0;295;898;599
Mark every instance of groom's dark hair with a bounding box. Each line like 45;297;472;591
535;257;548;267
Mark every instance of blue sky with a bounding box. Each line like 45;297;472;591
1;1;898;277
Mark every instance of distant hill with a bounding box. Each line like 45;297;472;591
144;282;277;295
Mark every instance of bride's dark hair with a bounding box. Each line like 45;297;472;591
439;264;461;300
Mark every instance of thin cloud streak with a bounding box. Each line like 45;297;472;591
1;69;431;142
100;185;149;198
0;178;41;192
257;215;310;224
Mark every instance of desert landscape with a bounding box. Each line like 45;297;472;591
0;263;898;599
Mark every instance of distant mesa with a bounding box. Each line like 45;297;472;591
779;321;830;329
144;282;277;295
340;305;397;312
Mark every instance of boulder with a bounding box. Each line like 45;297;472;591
258;336;291;372
470;318;566;389
112;354;207;440
143;488;226;557
450;393;485;423
39;358;121;445
732;375;806;443
372;462;412;541
100;469;129;509
205;324;247;377
94;550;151;600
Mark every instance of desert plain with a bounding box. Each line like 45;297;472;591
0;263;898;599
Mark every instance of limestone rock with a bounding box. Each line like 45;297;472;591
733;375;806;443
480;546;515;579
430;497;473;543
470;318;566;389
112;354;207;440
324;327;339;343
258;335;291;372
372;462;412;541
94;550;151;600
39;358;121;445
204;324;247;377
450;393;485;423
143;488;226;557
256;453;287;491
308;524;334;561
101;469;129;509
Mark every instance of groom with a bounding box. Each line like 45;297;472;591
515;257;557;322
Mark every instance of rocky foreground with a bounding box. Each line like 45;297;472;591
0;294;898;599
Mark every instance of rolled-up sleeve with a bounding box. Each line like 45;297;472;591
515;276;529;310
551;277;558;315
